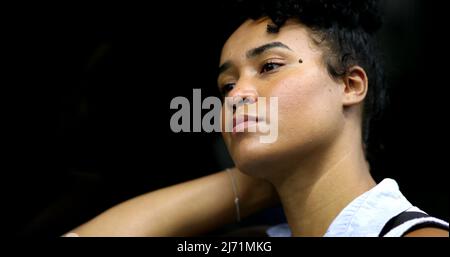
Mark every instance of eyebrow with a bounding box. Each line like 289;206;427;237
246;41;292;58
218;61;232;76
218;41;293;76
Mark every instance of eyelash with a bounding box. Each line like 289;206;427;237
260;61;284;74
219;61;285;96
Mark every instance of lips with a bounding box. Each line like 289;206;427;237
232;114;262;134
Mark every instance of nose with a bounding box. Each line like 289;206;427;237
226;79;258;112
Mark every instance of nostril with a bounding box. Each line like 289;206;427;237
243;96;257;105
243;97;254;104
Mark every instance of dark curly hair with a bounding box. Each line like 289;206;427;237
218;0;388;159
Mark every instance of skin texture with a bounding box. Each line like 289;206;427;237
219;18;448;237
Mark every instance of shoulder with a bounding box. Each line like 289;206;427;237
404;227;449;237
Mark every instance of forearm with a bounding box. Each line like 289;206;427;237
65;168;278;236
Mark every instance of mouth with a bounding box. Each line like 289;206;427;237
232;114;263;135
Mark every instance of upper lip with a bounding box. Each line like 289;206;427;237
232;114;262;128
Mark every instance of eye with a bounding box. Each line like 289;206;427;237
220;83;235;96
260;62;284;74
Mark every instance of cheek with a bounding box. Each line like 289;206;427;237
267;70;343;141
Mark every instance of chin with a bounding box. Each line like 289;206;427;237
227;133;285;179
227;129;325;180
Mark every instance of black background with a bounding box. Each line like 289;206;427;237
4;0;448;236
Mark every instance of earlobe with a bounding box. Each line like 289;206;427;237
342;66;368;107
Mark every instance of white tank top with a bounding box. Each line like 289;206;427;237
266;179;449;237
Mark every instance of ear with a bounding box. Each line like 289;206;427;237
342;66;368;107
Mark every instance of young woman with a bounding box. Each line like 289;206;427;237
65;0;448;237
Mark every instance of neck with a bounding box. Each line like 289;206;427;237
268;127;376;237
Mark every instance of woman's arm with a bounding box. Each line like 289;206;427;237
64;168;278;236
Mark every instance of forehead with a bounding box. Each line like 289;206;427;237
220;18;314;64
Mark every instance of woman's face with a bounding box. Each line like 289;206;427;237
218;18;346;178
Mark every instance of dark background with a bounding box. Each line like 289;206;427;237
4;0;448;236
